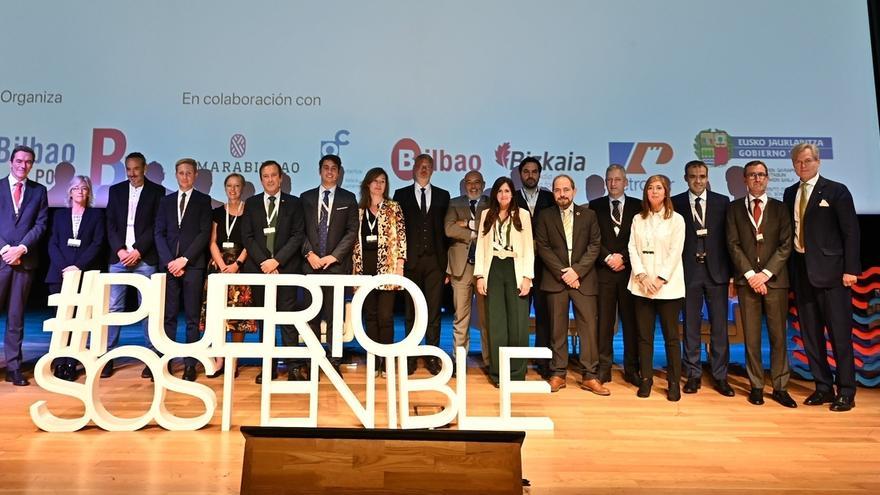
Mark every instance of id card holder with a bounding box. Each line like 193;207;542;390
755;233;764;243
366;234;378;243
222;241;235;249
263;227;276;235
67;238;82;248
696;228;708;237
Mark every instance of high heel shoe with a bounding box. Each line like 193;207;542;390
207;362;225;378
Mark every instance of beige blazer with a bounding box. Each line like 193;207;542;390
626;208;686;299
473;208;535;285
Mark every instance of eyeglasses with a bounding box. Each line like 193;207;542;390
745;173;768;179
70;186;90;192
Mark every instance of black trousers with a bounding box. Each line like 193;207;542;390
597;274;639;378
164;268;205;366
252;282;300;368
681;263;730;381
364;289;396;345
403;254;444;348
634;295;683;385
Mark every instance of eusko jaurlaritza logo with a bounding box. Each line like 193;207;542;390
694;129;833;166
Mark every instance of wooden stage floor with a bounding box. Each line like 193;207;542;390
1;360;878;494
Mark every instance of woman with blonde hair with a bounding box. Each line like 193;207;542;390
627;174;686;401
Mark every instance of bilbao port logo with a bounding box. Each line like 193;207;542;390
608;142;673;174
694;129;833;165
494;142;586;171
390;138;481;181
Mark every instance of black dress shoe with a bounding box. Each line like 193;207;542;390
830;395;855;412
714;380;735;397
426;357;442;376
407;357;418;376
667;383;681;402
100;360;115;378
63;363;78;382
683;377;701;394
771;390;797;408
637;379;652;398
6;369;29;386
256;365;279;384
141;366;153;379
183;365;197;382
803;390;835;406
748;387;764;405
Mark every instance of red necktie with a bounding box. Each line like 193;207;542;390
12;181;22;210
752;198;762;224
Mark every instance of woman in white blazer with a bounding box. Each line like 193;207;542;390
474;177;534;386
627;174;686;401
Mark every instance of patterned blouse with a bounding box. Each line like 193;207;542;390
353;199;407;290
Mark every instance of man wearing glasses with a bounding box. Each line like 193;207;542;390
726;160;795;408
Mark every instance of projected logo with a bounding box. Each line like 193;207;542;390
229;133;246;158
608;142;674;174
694;128;834;165
320;129;350;156
390;138;481;181
494;142;587;172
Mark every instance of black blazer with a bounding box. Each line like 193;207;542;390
588;195;641;280
672;190;731;285
783;175;861;288
514;188;555;228
300;186;359;274
240;192;304;274
393;184;450;271
105;178;165;265
0;177;48;270
154;189;213;270
46;207;106;284
726;196;792;288
534;205;601;295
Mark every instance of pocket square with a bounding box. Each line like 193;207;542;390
819;199;830;207
335;206;349;210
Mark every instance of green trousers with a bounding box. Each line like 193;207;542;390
486;257;530;381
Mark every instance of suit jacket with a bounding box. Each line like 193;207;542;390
154;189;213;270
353;200;407;290
0;177;48;270
46;207;106;284
588;195;641;281
444;194;488;277
392;184;450;271
240;192;304;274
783;175;861;287
300;186;358;274
672;190;731;285
105;178;165;265
473;208;535;285
534;204;601;295
514;188;555;228
726;196;792;288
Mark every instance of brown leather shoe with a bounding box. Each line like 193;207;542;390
580;378;611;396
548;375;566;393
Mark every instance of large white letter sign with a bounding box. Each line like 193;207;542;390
32;271;554;432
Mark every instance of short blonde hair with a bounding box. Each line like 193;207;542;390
791;143;820;162
67;175;94;207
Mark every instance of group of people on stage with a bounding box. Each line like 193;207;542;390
0;143;861;411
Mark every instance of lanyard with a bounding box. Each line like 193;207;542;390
495;216;512;249
746;197;764;233
366;209;378;233
225;202;243;240
265;196;280;226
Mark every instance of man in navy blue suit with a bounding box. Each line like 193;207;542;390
154;158;213;381
672;160;734;397
783;143;861;412
300;154;358;375
104;152;166;378
1;145;48;386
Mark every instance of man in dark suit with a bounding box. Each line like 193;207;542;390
727;160;796;408
672;160;734;396
104;152;166;378
154;158;213;381
240;160;305;383
588;164;641;385
514;156;555;378
301;154;358;373
393;153;450;375
445;171;489;367
783;143;861;412
535;175;607;395
1;145;48;386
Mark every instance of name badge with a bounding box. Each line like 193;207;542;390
755;233;764;243
468;219;475;230
696;228;708;237
67;238;81;248
366;235;378;243
222;241;235;249
263;227;276;235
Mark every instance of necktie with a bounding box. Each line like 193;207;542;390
318;190;330;257
752;198;762;225
266;196;276;256
563;209;574;265
694;197;704;229
179;192;187;219
12;181;22;212
798;182;809;244
611;199;621;225
420;187;428;215
467;199;478;264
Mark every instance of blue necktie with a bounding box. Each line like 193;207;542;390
318;190;330;256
